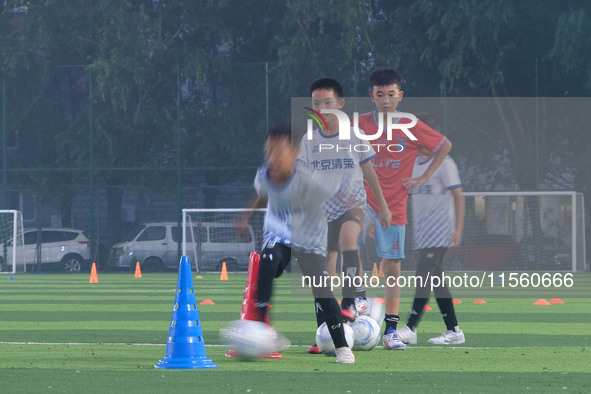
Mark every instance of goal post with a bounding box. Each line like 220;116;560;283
0;210;26;274
182;208;266;273
433;191;585;273
183;192;586;274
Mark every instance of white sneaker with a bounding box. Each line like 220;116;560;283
428;329;465;345
397;324;417;345
355;297;371;316
382;329;407;350
335;347;355;364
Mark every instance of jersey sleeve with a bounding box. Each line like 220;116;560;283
296;134;310;164
440;157;462;190
253;168;267;198
414;120;448;153
354;128;376;164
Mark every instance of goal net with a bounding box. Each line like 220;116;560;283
183;192;586;274
404;191;585;273
182;209;266;273
0;210;26;274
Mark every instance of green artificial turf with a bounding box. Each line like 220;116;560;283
0;272;589;393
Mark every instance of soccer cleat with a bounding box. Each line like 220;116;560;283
335;347;355;364
396;324;417;345
355;297;371;316
428;329;465;345
341;304;357;322
307;344;321;354
382;328;407;350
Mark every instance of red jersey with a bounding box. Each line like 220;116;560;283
359;111;447;225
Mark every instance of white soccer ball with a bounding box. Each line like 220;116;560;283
350;315;381;351
315;322;355;356
223;320;276;359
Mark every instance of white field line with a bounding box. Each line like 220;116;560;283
0;342;589;351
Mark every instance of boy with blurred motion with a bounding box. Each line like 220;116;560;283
252;123;355;363
298;77;390;354
357;69;452;350
396;114;465;345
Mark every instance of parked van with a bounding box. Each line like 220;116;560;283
109;221;255;272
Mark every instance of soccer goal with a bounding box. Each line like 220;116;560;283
424;191;586;273
182;208;266;273
0;210;26;274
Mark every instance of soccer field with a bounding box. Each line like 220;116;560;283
0;271;590;393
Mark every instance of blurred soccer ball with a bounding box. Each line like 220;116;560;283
221;320;276;359
350;315;381;351
315;322;355;356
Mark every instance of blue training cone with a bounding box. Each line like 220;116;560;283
155;256;216;369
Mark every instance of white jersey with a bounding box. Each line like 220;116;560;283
297;127;375;221
254;162;339;256
410;156;462;249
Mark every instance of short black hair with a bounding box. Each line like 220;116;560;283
310;77;343;97
266;122;304;149
266;122;291;140
369;68;403;89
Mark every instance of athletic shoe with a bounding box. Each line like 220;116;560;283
355;297;371;316
270;327;291;352
335;347;355;364
428;329;465;345
307;344;321;354
340;304;357;322
382;328;407;350
396;324;417;344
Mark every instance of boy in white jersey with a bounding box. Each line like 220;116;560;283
297;78;390;354
396;114;466;345
250;123;355;363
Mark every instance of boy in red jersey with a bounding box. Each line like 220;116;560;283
358;68;452;349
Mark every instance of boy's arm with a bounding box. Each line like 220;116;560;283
403;139;452;189
360;161;392;229
450;186;465;248
234;193;267;237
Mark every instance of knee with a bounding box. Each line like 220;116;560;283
382;259;401;276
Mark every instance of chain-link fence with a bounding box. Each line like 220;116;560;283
1;63;589;270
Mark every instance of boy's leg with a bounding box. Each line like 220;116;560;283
373;223;405;332
255;243;291;322
432;248;459;331
383;258;402;331
406;249;437;330
327;250;338;277
338;209;365;315
429;248;464;344
373;222;406;349
295;251;349;349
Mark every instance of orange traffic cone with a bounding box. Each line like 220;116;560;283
225;252;281;359
135;261;142;278
89;262;98;283
220;261;229;281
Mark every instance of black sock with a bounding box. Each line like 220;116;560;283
315;300;326;327
407;297;429;329
435;296;458;331
341;250;359;300
384;314;399;333
316;297;348;348
255;249;280;322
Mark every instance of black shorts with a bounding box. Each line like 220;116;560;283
327;207;365;252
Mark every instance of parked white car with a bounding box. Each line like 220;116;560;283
109;221;255;272
0;227;91;273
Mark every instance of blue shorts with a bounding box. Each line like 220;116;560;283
362;206;405;260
